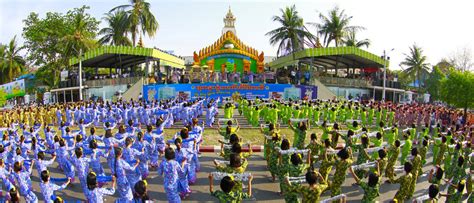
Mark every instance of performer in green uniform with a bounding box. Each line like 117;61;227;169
408;148;422;198
282;152;311;203
355;136;372;178
289;120;309;149
209;174;253;203
319;139;334;182
400;133;413;165
285;171;329;203
349;170;381;203
428;166;444;185
385;140;401;182
329;148;353;197
267;133;282;182
305;133;321;164
433;136;447;166
391;162;414;202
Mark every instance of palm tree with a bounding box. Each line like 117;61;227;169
63;7;98;100
0;44;6;83
400;44;430;96
63;7;98;57
266;5;316;57
343;28;370;48
309;6;364;47
99;10;132;46
0;36;26;83
111;0;159;46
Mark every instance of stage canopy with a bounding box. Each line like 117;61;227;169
269;47;389;70
69;46;185;69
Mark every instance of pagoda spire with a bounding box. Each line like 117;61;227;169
222;6;236;35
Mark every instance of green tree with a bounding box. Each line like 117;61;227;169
425;66;446;102
400;44;430;95
391;70;412;89
440;69;474;119
99;10;132;46
309;6;364;47
266;5;315;56
0;44;6;83
343;28;370;48
22;6;99;88
111;0;159;46
63;6;99;57
0;36;26;83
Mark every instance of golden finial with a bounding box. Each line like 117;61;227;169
258;52;264;62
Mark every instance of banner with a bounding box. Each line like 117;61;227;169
143;83;318;101
0;79;26;106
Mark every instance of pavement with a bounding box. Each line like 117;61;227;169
18;150;471;203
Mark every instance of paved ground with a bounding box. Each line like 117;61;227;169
21;151;471;202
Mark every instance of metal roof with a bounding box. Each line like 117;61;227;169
69;46;185;69
269;47;389;69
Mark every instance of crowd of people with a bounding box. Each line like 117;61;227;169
0;98;215;202
247;98;473;202
150;70;275;84
0;96;472;202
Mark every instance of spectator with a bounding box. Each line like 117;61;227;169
248;71;254;83
290;69;296;84
304;71;310;84
295;69;301;84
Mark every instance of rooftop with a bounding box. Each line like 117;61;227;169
269;46;389;69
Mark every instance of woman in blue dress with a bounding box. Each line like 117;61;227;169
112;147;140;202
158;147;186;203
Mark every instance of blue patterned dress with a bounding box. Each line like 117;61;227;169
158;159;186;203
111;158;136;202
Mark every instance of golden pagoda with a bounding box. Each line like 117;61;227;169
193;7;264;73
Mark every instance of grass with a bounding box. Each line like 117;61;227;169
29;126;324;146
27;121;388;146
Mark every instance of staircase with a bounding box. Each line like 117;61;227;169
311;77;336;100
122;78;144;101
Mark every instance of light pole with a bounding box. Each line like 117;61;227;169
78;48;83;101
382;48;394;102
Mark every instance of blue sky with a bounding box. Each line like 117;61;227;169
1;0;473;70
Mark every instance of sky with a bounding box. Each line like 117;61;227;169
1;0;473;70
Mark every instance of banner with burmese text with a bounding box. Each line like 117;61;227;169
143;83;317;101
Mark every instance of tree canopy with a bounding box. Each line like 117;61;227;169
400;44;430;94
22;6;99;88
266;5;316;57
440;69;474;114
99;10;132;46
424;66;446;102
309;6;364;47
343;28;370;48
111;0;158;47
0;36;27;84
